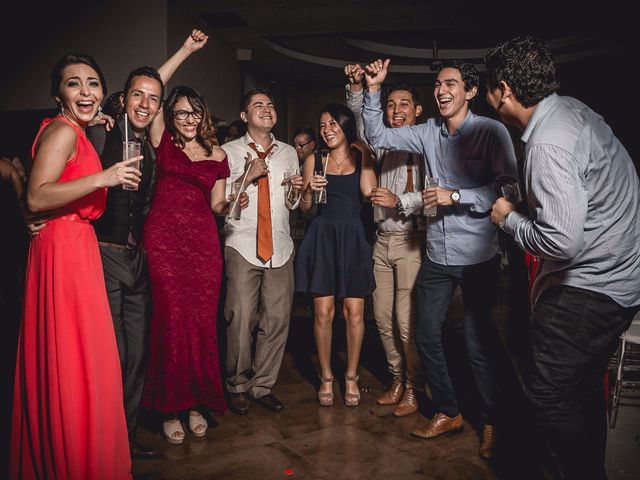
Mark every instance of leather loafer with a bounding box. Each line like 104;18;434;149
411;412;464;439
479;424;496;459
392;387;418;417
229;392;250;415
130;440;160;459
254;393;284;412
376;377;404;406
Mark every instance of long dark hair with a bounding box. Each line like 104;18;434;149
164;85;217;155
318;103;357;149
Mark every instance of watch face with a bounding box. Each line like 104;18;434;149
451;191;461;203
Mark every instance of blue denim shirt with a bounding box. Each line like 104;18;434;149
363;90;518;266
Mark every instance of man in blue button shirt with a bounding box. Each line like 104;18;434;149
363;58;518;459
486;36;640;479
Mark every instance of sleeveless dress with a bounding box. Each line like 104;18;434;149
295;150;375;298
10;116;131;479
142;130;229;414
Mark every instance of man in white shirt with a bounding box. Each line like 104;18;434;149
222;88;302;414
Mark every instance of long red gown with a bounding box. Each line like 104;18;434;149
10;116;131;479
142;130;228;414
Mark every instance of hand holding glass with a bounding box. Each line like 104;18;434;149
284;168;300;204
314;170;327;204
423;176;439;217
228;182;242;220
122;141;141;190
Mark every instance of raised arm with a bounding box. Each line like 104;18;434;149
344;64;366;141
27;122;141;212
157;29;209;84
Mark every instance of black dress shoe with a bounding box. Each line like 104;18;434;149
130;441;161;459
254;393;284;412
229;392;250;415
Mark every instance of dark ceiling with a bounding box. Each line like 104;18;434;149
178;1;632;88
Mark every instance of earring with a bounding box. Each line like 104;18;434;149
97;106;104;119
59;104;65;115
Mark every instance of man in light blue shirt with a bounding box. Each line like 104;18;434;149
487;36;640;480
363;58;518;458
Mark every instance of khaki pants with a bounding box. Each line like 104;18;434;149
372;231;424;388
224;247;294;399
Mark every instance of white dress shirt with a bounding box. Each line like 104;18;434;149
222;133;300;268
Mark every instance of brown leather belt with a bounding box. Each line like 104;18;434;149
98;241;129;250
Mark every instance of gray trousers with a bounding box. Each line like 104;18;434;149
372;231;424;388
224;247;293;399
99;244;151;441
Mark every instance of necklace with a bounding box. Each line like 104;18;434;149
331;153;345;170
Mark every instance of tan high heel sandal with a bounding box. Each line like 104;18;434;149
344;373;361;407
318;375;334;406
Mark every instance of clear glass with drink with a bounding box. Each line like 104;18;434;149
284;167;300;205
423;176;439;217
228;182;242;220
501;182;522;203
314;170;327;204
122;141;141;190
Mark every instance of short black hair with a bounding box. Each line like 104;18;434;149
318;103;358;147
293;126;316;144
123;66;164;104
240;88;275;112
438;60;480;93
381;82;421;108
50;53;107;98
484;35;560;107
102;91;124;118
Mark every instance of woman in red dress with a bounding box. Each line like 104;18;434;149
142;85;245;444
10;54;140;479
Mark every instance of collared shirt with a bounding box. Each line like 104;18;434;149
504;93;640;307
345;85;424;233
222;132;299;268
363;90;518;266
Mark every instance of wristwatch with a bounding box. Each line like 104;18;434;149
450;189;461;205
395;198;405;214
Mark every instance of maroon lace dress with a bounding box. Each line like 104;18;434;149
142;130;229;413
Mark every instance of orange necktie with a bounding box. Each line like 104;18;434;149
405;156;414;193
249;142;275;263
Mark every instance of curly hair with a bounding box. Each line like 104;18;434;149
484;36;560;107
164;85;218;155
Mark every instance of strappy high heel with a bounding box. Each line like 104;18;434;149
318;375;334;406
344;373;361;407
163;418;185;445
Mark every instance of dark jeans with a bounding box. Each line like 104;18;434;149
415;255;501;423
525;285;637;480
99;245;152;442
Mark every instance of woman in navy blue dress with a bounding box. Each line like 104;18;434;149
295;103;376;407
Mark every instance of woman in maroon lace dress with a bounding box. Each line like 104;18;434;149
142;85;246;444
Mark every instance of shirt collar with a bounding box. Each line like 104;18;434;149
439;109;475;138
242;132;278;153
521;93;558;144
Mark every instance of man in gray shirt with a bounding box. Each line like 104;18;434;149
487;36;640;479
363;58;518;459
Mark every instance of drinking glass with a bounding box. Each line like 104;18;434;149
122;141;141;190
228;182;242;220
423;176;439;217
314;170;327;204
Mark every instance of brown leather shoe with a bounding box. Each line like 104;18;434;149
229;392;250;415
376;377;404;406
392;387;418;417
479;424;496;459
411;412;464;439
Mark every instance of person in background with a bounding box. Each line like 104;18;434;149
11;52;138;479
295;103;377;407
363;58;518;459
345;63;425;417
486;35;640;479
222;88;303;415
292;126;317;166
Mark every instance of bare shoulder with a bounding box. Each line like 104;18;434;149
34;120;77;158
211;145;227;162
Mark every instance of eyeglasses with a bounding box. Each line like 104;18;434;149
294;140;314;150
173;110;203;121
